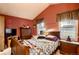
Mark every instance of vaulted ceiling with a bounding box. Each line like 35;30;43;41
0;3;50;20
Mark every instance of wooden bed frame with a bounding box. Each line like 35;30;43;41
11;39;30;55
49;31;60;39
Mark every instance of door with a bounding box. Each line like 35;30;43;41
0;16;5;51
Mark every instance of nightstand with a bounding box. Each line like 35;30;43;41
60;40;79;55
77;46;79;54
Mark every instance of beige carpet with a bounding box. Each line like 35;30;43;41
0;47;11;55
54;50;62;55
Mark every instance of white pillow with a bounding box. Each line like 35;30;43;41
46;35;56;38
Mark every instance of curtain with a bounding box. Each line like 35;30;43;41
57;9;79;21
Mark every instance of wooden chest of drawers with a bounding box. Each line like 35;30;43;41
60;40;79;55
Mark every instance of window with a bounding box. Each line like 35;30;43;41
59;20;78;41
37;20;46;35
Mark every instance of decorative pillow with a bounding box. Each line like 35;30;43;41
46;35;55;38
37;35;46;39
46;35;59;42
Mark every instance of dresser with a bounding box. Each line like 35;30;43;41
20;27;32;39
60;40;79;55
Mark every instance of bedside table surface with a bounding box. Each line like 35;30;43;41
60;40;79;45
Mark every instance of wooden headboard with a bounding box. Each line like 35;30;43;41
48;31;60;39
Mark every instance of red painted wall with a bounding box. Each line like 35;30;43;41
5;15;34;36
33;3;79;35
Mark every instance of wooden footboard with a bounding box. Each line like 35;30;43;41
11;39;30;55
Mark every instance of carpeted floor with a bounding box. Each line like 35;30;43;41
0;48;11;55
54;50;62;55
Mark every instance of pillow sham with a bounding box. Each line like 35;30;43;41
46;35;59;42
37;35;46;39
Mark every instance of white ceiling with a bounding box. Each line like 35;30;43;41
0;3;50;20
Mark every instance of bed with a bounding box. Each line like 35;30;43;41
11;31;60;55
